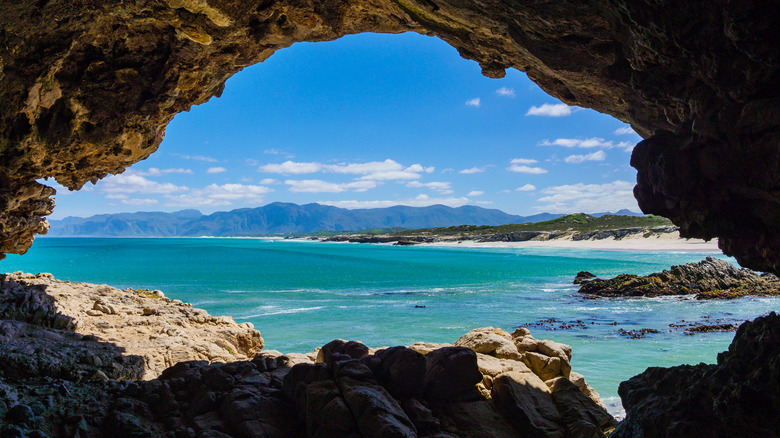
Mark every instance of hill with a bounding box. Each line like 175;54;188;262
392;213;673;237
46;203;563;237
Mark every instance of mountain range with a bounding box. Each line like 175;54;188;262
46;203;641;237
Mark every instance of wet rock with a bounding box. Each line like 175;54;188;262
574;271;597;284
579;257;780;299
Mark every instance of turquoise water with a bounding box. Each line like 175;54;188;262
3;237;778;411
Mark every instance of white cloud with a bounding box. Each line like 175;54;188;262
467;190;484;197
120;198;159;206
614;126;636;135
207;167;227;174
496;87;515;97
507;159;547;174
165;183;272;207
258;159;432;181
526;103;572;117
138;168;193;177
320;194;470;209
406;181;452;193
171;153;218;162
259;178;278;185
459;165;492;174
465;98;481;107
510;158;538;165
259;161;323;174
540;138;613;148
245;159;260;166
105;194;128;199
328;159;401;175
263;148;294;157
535;180;638;213
564;150;607;164
516;184;536;192
475;201;494;205
617;141;636;152
285;179;378;193
100;174;188;194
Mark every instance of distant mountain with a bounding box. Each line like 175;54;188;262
47;203;565;237
592;209;644;217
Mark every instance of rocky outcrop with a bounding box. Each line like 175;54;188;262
0;1;778;273
0;291;616;438
578;256;780;299
1;272;264;379
612;312;780;438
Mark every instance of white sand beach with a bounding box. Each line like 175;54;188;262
422;232;721;252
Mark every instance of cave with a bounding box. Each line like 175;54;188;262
1;0;779;436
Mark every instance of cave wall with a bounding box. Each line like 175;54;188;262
1;0;778;273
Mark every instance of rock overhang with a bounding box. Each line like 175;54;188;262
0;0;778;273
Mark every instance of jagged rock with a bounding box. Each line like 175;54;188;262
0;319;145;381
522;351;571;382
579;257;780;299
549;377;617;437
491;371;565;438
0;272;265;379
337;376;417;437
573;271;597;284
612;312;780;438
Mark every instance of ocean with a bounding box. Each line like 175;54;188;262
3;237;777;415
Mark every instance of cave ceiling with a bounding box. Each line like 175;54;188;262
0;0;777;273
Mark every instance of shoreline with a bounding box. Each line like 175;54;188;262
418;235;721;253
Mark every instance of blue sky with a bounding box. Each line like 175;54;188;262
46;32;642;219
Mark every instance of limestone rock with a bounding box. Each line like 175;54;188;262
0;272;265;379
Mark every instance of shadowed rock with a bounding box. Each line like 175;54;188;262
612;312;780;438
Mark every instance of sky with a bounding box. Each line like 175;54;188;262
45;32;643;220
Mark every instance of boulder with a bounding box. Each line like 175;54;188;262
522;351;571;381
454;327;521;360
424;347;484;401
337;376;417;437
491;371;565;438
435;400;520;437
549;377;617;437
373;346;427;399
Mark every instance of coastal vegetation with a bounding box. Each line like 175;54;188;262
392;213;673;238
